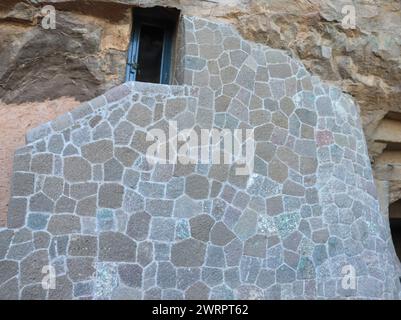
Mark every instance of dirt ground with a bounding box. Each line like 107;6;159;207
0;98;80;226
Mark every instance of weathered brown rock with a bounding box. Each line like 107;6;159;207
0;0;131;103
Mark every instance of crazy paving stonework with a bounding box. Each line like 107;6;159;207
1;16;401;300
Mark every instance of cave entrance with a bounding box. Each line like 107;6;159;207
125;7;180;84
389;199;401;262
373;111;401;263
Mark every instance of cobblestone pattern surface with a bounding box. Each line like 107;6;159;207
1;16;401;300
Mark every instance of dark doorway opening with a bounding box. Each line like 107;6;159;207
125;7;180;84
389;200;401;262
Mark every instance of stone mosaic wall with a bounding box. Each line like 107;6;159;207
1;16;401;300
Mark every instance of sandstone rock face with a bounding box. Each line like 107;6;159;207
2;15;401;299
0;0;131;103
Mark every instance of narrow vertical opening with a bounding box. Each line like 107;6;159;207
136;24;165;83
125;6;180;84
389;199;401;262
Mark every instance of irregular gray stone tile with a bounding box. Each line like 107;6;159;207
297;256;316;280
165;97;187;119
244;235;267;258
240;256;261;283
74;281;94;297
0;260;18;286
177;268;201;290
210;222;236;246
7;240;33;260
283;180;305;197
202;267;223;287
123;190;144;213
99;232;136;262
13;153;31;171
27;213;49;230
206;245;226;267
127;211;151;241
138;181;165;198
48;276;73;300
48;214;81;235
316;96;333;116
122;169;140;189
256;269;275;288
232;191;250;210
190;214;214;242
171;239;206;267
146;199;174;217
277;264;296;283
224;267;241;289
185;174;210;199
173;196;202;220
29;192;54;213
224;238;243;267
328;236;344;257
63;157;92;182
20;250;49;286
157;262;176;289
104;158;124;181
118;264;143;288
114;121;135;145
154;243;170;261
234;210;258;240
33;231;49;250
68;235;97;256
115;147;138;168
55;196;76;213
162;289;184;300
166;177;185;199
150;217;175;242
137;241;153;267
127;103;152;127
185;281;210;300
99;183;124;209
0;278;19;300
49;235;69;258
76;196;97;216
268;158;288;183
67;257;96;282
7;198;27;228
0;230;14;258
31;153;53;174
96;208;115;231
81;140;113;164
12;228;32;244
43;176;63;201
144;287;162;300
210;285;234;300
11;172;34;196
224;206;242;228
21;284;47;300
312;229;329;244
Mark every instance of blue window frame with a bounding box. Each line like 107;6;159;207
125;10;175;84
